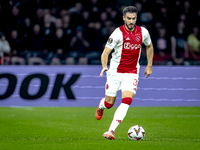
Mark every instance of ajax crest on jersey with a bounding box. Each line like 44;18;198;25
128;125;145;140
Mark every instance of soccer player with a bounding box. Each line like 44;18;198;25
95;6;154;140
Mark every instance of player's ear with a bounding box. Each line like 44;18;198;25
123;16;125;21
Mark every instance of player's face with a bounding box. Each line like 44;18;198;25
123;13;137;31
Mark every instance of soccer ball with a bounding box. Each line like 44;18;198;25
128;125;145;140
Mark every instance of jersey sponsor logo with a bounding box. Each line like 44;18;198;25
126;37;130;41
107;38;113;44
123;43;141;50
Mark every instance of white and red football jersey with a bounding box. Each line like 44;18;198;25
105;25;151;74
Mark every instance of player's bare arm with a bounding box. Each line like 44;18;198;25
144;42;154;78
99;47;112;77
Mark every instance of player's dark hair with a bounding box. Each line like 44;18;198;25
123;6;138;16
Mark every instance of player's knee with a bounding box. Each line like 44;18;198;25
104;101;114;109
121;97;133;105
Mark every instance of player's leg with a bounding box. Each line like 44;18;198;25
96;95;116;120
96;72;120;120
102;91;135;140
107;74;138;134
99;95;116;109
108;91;134;132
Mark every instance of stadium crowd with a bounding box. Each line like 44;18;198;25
0;0;200;65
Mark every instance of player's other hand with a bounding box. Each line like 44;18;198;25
99;67;108;77
144;66;152;78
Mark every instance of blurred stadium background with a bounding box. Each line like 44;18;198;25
0;0;200;107
0;0;200;65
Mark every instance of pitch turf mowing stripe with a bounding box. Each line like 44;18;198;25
0;107;200;150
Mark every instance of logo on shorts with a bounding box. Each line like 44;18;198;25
107;38;113;44
106;83;109;90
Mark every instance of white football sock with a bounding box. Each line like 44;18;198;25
99;98;106;110
108;103;129;131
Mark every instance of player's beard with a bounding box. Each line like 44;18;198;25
125;23;135;31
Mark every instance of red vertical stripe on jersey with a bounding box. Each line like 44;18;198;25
117;25;143;74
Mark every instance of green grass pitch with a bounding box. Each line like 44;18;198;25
0;107;200;150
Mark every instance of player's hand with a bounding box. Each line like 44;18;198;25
99;67;108;77
144;66;152;78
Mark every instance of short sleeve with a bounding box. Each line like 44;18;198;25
141;27;151;46
105;28;120;49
